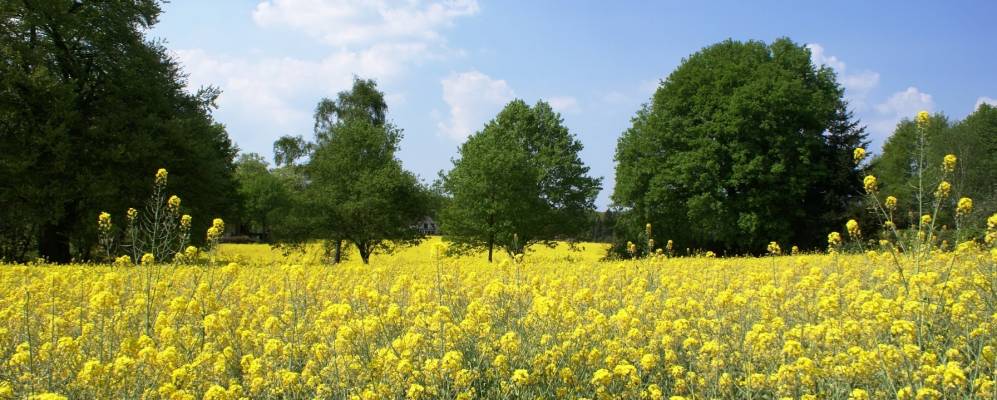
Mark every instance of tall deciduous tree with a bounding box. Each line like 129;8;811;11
441;100;602;261
0;1;238;262
612;38;866;255
271;78;429;264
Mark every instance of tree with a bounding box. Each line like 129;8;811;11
234;153;288;241
873;105;996;232
440;100;602;261
0;1;239;262
271;78;429;264
946;104;997;225
612;38;866;255
871;114;951;226
273;135;312;168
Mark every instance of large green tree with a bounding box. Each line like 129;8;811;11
271;78;429;264
0;0;238;262
440;100;602;261
612;38;867;255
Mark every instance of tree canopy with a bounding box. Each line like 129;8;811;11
612;38;867;255
440;100;602;261
270;78;430;264
0;0;239;262
873;105;997;232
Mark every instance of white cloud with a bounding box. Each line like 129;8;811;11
174;43;425;153
438;70;515;140
867;86;935;144
806;43;880;110
172;1;479;157
875;86;934;117
253;0;479;47
806;43;845;71
975;96;997;111
547;96;580;114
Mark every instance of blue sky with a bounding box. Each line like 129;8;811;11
152;1;997;209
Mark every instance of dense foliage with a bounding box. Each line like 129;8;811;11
268;78;430;264
612;38;867;256
0;0;239;262
440;100;602;261
873;106;997;235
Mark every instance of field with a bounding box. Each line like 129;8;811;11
1;239;995;399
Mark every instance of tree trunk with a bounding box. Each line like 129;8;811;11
333;239;342;264
39;222;71;263
487;233;494;263
358;242;370;264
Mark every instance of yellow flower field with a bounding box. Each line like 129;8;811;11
1;240;996;399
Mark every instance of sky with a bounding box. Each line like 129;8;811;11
151;0;997;209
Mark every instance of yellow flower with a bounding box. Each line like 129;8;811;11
406;383;425;399
155;168;168;186
207;219;225;242
827;231;842;249
921;214;932;226
167;195;181;211
645;223;653;237
884;196;898;211
126;207;138;222
767;241;781;255
442;351;463;373
639;353;657;370
935;181;951;198
848;388;870;400
511;369;529;386
431;242;447;259
27;394;68;400
591;368;612;386
180;214;192;229
846;219;860;238
956;197;972;217
863;175;877;194
916;110;930;127
853;147;866;164
141;253;155;265
98;212;112;232
942;361;966;388
943;154;957;173
114;255;132;267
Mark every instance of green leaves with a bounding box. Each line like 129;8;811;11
612;38;866;255
271;78;429;264
441;100;602;260
0;0;238;261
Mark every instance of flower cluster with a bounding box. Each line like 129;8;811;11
206;218;225;243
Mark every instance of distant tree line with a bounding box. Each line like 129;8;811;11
2;1;992;263
871;106;997;239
